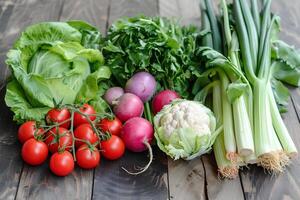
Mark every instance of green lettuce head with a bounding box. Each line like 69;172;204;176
5;21;111;124
154;99;220;160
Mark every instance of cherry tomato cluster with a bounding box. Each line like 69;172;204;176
18;104;125;177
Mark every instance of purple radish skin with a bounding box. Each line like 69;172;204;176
113;93;144;122
104;87;124;106
125;72;156;102
121;117;154;175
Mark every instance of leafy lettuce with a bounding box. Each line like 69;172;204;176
5;21;111;124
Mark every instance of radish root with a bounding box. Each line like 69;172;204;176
122;141;153;175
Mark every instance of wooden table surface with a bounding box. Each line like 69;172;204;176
0;0;300;200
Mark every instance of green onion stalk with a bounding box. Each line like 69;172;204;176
199;0;239;178
221;0;255;160
233;0;297;172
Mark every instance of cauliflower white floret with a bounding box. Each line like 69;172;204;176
154;99;217;160
159;100;212;138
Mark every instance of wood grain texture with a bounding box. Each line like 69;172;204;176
60;0;110;34
240;98;300;200
159;0;200;26
108;0;159;26
290;88;300;121
168;158;206;200
271;0;300;47
202;154;244;200
16;164;93;200
0;88;23;200
0;0;16;89
93;147;169;200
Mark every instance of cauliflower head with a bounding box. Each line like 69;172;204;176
154;99;218;160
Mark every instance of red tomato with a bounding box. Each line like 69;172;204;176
74;124;98;148
100;135;125;160
45;127;73;153
73;104;96;127
18;121;44;144
46;108;71;129
21;138;48;165
98;117;122;136
50;151;74;176
76;144;100;169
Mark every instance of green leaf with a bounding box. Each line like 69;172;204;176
67;20;102;49
101;16;199;97
5;21;109;123
5;80;50;124
76;66;111;103
273;61;300;86
226;82;248;103
271;78;290;113
272;40;300;69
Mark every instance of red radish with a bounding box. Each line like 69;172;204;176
152;90;180;114
103;87;124;106
121;117;154;175
113;93;144;122
125;72;156;102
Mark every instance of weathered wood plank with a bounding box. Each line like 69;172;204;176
108;0;159;25
203;154;244;200
0;88;23;200
16;164;93;200
176;0;200;26
60;0;110;34
159;0;200;26
240;98;300;200
168;158;206;200
93;147;168;200
0;0;16;89
290;88;300;121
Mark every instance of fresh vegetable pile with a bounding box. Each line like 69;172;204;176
196;0;300;178
4;0;300;179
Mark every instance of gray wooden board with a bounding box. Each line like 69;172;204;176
168;158;206;200
0;0;16;89
159;0;200;26
93;147;168;200
108;0;159;26
203;154;244;200
60;0;110;34
16;164;93;200
0;88;23;200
